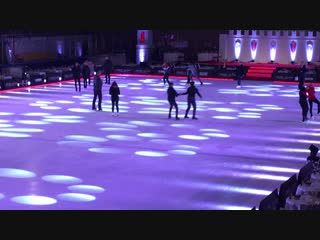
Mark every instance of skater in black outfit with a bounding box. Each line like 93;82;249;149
162;62;170;85
103;57;113;84
72;62;81;92
181;81;202;119
167;81;180;120
299;86;309;122
82;61;91;87
235;64;245;88
92;70;103;111
109;81;120;116
298;64;307;90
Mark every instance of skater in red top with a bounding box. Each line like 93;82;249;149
306;83;320;118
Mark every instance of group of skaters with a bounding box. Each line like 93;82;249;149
71;57;113;92
298;65;320;122
162;62;203;85
162;61;203;119
71;57;119;115
70;58;205;119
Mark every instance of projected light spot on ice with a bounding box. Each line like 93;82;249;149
0;128;44;133
0;168;36;178
42;175;83;184
57;193;96;202
135;151;168;157
68;185;105;194
11;196;57;205
88;147;123;154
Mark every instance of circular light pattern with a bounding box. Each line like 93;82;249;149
0;112;15;116
15;120;50;125
173;145;200;150
128;121;163;127
0;168;36;178
68;185;105;193
238;112;260;115
11;195;57;205
260;106;284;110
132;96;157;100
168;149;197;155
230;102;249;105
0;193;4;200
68;108;93;113
212;116;237;120
137;133;168;138
96;122;138;128
178;135;209;140
57;193;96;202
88;147;123;154
42;175;83;184
106;135;141;141
44;119;86;123
209;108;238;112
72;95;90;99
0;124;14;128
40;106;62;110
65;135;108;142
250;93;273;97
202;133;230;138
279;94;297;97
237;114;261;119
128;87;142;90
29;103;48;107
80;101;95;106
0;128;44;133
243;108;267;112
0;132;31;138
135;151;168;157
199;128;224;132
56;100;75;104
170;123;195;128
21;112;52;116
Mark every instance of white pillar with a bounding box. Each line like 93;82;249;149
136;30;153;64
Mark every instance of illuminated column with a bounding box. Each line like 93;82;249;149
234;39;241;61
306;40;314;63
270;40;277;62
75;41;82;57
56;40;64;56
250;39;257;61
136;30;153;64
289;31;297;63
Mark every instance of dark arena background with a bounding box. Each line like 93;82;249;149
1;29;320;210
